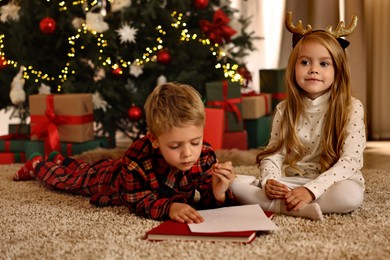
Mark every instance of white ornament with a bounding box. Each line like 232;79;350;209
129;63;143;77
157;75;167;85
0;2;20;23
9;66;26;105
92;91;111;112
72;17;85;29
111;0;131;12
86;12;109;33
38;83;51;94
93;67;106;82
116;23;138;44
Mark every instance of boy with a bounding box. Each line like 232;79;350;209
14;82;236;223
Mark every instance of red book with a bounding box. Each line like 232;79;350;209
146;210;274;244
145;220;257;243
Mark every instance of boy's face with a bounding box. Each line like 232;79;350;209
155;124;204;171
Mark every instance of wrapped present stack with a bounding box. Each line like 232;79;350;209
205;80;248;150
240;68;287;149
0;94;112;164
242;91;273;149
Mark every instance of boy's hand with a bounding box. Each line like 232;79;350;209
264;179;289;199
169;202;204;223
212;161;235;203
285;187;314;211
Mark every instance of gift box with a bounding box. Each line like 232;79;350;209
0;152;26;164
222;130;248;150
244;115;272;149
24;137;111;159
8;124;30;135
242;93;272;119
0;139;26;152
29;94;94;143
205;80;243;132
204;108;225;150
259;68;286;93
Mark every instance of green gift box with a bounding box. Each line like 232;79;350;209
25;137;111;159
244;115;272;149
205;80;243;132
0;140;26;152
259;69;286;93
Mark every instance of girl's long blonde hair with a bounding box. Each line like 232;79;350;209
256;31;352;172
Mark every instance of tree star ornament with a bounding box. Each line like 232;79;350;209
116;23;138;44
0;2;21;23
129;63;143;77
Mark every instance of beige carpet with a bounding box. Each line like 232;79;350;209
1;158;390;259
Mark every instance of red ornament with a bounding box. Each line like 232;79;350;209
194;0;209;9
128;105;143;122
0;56;7;69
112;67;123;75
156;49;171;64
39;17;57;34
237;66;252;88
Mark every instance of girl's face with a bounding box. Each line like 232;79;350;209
155;124;204;171
295;40;335;99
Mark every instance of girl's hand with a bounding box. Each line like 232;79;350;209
169;202;204;223
264;179;289;199
284;187;315;211
212;161;235;203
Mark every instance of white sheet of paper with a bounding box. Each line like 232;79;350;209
188;204;278;233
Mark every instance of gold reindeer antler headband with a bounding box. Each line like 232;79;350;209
285;11;358;49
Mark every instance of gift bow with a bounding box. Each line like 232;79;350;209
199;9;237;44
207;80;242;122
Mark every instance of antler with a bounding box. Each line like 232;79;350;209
326;14;358;38
285;11;313;35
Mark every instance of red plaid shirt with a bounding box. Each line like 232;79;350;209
36;135;235;220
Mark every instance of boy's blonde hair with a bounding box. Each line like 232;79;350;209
144;82;205;137
257;31;353;172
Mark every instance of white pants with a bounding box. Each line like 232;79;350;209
230;175;364;214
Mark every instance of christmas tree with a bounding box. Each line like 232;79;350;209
0;0;257;142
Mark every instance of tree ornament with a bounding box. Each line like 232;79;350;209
237;66;252;88
128;105;143;122
199;9;237;44
156;49;171;64
112;66;123;75
0;2;21;23
86;12;109;33
39;17;57;34
0;56;7;69
129;63;143;77
194;0;209;9
9;66;26;105
116;23;138;44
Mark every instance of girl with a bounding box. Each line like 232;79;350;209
231;13;366;220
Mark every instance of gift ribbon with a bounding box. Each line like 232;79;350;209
30;95;93;156
272;93;287;100
199;9;236;44
206;80;242;124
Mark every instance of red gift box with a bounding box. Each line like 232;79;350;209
222;130;248;150
204;108;225;150
0;152;26;164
